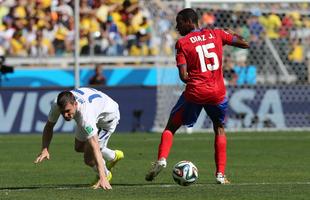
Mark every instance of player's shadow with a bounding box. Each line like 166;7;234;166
0;182;208;191
0;182;172;191
0;184;90;191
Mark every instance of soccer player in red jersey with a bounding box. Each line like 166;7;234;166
145;8;249;184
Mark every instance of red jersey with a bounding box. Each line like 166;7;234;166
175;28;234;105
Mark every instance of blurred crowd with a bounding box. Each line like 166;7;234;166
0;0;172;57
199;3;310;84
0;1;309;83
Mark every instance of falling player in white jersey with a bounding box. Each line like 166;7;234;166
34;87;124;190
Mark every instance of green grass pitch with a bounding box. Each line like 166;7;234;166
1;131;310;200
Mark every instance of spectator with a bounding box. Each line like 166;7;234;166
12;0;27;19
259;8;281;40
135;16;151;55
30;30;55;57
288;38;306;83
247;11;265;70
248;10;264;41
223;54;237;86
53;24;68;56
89;64;107;86
105;15;124;56
94;23;109;55
234;51;257;85
9;30;27;56
0;16;14;52
0;1;9;26
55;0;73;17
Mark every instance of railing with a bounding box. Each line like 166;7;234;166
5;56;176;68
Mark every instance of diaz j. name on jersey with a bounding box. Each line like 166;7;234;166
48;87;119;139
175;28;234;105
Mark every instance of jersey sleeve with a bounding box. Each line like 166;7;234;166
48;99;60;123
216;29;234;45
175;40;186;66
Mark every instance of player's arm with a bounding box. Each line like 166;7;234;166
175;40;188;83
178;64;189;83
34;120;56;163
223;28;249;49
88;135;112;190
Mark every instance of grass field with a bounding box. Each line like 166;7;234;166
1;131;310;200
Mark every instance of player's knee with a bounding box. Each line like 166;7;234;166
74;147;84;153
74;139;85;153
75;145;84;152
166;119;181;133
84;155;95;167
213;122;225;135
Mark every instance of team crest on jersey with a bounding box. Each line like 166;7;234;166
85;126;94;135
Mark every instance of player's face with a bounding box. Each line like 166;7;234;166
60;102;77;121
176;16;193;36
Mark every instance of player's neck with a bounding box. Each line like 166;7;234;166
191;28;201;32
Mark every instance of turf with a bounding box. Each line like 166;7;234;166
0;131;310;200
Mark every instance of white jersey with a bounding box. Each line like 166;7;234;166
48;87;120;141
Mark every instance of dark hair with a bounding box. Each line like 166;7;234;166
177;8;198;25
57;91;75;109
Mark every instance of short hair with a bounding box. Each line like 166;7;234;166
177;8;198;25
57;91;75;109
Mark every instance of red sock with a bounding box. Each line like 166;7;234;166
157;130;174;160
214;134;227;174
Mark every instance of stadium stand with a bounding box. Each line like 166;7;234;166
0;0;309;84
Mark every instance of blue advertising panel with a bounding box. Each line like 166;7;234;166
1;67;180;87
0;87;156;133
191;85;310;130
1;85;309;134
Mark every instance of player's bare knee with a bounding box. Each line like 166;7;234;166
74;145;84;153
213;122;225;135
74;139;85;153
84;155;95;167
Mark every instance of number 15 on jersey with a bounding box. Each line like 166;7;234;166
195;43;219;72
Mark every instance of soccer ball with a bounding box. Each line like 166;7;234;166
172;160;198;186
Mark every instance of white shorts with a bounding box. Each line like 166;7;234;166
75;116;119;148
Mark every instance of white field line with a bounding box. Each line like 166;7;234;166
144;135;310;142
1;182;310;191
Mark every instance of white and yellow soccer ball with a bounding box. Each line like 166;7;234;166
172;160;198;186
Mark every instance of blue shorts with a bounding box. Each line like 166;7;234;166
170;93;228;127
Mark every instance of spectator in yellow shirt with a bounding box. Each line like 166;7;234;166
259;10;281;39
288;38;306;83
30;30;55;57
9;31;27;56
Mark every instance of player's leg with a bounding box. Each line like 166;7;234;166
75;126;112;183
74;126;88;153
98;128;124;171
83;141;112;183
204;97;230;184
74;138;86;153
158;93;203;161
213;121;230;184
146;94;202;181
157;112;182;160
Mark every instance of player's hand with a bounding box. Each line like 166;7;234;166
223;28;236;35
92;177;112;190
34;148;50;164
